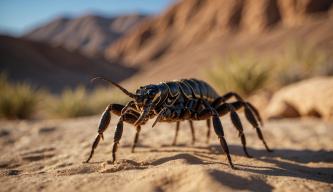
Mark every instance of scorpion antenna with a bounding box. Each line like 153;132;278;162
91;76;137;99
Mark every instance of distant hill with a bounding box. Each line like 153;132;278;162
23;14;147;57
0;35;136;93
106;0;333;67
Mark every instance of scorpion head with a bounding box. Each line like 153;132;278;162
135;85;161;107
132;85;162;125
91;77;161;126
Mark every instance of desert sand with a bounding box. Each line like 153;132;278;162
0;115;332;192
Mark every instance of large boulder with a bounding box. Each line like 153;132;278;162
266;77;333;120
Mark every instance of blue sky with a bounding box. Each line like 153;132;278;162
0;0;174;36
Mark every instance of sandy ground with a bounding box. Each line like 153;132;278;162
0;115;332;192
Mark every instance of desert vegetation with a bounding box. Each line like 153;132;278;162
208;54;271;96
0;73;129;119
0;74;41;119
207;42;333;96
50;86;129;118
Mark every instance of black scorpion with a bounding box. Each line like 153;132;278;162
85;77;272;169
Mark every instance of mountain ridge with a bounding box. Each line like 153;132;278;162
105;0;333;66
0;35;136;93
24;13;147;57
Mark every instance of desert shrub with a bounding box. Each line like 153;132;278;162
88;87;130;113
0;74;40;119
51;86;94;118
207;42;332;95
274;42;332;85
207;54;271;96
50;86;130;118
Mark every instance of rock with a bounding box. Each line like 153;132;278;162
266;77;333;120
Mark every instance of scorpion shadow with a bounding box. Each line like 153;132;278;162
215;144;333;184
98;152;274;191
140;144;333;184
208;169;273;192
204;144;333;164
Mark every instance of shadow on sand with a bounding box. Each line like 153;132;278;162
137;144;333;184
208;169;273;192
224;145;333;184
85;142;333;191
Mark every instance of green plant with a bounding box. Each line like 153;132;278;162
207;54;271;96
0;74;40;119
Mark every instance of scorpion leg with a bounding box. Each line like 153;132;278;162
212;92;263;125
214;91;270;151
244;104;273;152
154;107;193;146
121;109;141;153
212;92;243;107
216;103;252;158
189;120;195;145
131;126;141;153
206;119;211;144
216;101;272;152
171;101;196;146
246;102;263;126
185;100;197;145
212;114;234;169
196;107;234;169
172;122;180;146
110;117;124;164
85;104;122;163
195;100;211;143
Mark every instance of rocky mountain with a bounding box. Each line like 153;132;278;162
106;0;333;67
24;14;146;57
0;35;136;92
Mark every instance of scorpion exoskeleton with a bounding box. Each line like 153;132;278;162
85;77;273;169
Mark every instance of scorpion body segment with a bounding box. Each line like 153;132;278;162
85;77;273;168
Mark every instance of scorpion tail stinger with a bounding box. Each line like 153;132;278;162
91;76;137;99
